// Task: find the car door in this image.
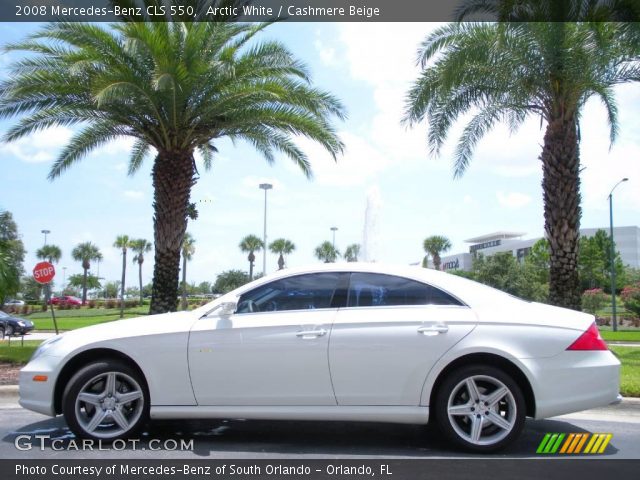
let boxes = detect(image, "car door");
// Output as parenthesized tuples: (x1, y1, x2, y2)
(329, 272, 477, 406)
(189, 272, 347, 406)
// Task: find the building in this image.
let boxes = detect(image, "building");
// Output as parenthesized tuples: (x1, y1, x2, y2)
(432, 226, 640, 272)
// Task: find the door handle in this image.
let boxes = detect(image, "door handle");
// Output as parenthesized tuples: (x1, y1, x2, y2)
(417, 325, 449, 335)
(296, 329, 327, 339)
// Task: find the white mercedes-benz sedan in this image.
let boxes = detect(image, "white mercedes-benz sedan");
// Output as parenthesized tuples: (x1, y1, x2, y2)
(19, 263, 620, 452)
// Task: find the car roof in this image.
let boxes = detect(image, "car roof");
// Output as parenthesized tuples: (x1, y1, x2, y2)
(232, 262, 521, 309)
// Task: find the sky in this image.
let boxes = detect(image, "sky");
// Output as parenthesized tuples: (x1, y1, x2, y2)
(1, 21, 640, 291)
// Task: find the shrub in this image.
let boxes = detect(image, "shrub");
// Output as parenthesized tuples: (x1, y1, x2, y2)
(20, 305, 30, 315)
(87, 300, 96, 309)
(105, 299, 116, 309)
(621, 283, 640, 318)
(124, 299, 139, 309)
(582, 288, 608, 315)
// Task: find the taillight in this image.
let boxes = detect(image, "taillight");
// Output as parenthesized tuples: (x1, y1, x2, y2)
(566, 323, 608, 351)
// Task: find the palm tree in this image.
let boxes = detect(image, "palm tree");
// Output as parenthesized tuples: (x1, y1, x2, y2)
(239, 235, 264, 281)
(404, 14, 640, 309)
(423, 236, 452, 271)
(36, 245, 62, 264)
(114, 235, 133, 318)
(180, 233, 195, 310)
(344, 244, 361, 262)
(269, 238, 295, 270)
(0, 21, 345, 314)
(131, 239, 152, 304)
(71, 242, 102, 304)
(315, 241, 341, 263)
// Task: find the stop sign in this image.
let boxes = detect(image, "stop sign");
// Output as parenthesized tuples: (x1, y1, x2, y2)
(33, 261, 56, 284)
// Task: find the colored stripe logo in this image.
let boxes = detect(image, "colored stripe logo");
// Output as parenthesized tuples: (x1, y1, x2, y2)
(536, 433, 612, 454)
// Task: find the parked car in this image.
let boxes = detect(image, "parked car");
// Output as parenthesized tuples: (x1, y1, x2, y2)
(3, 299, 25, 307)
(0, 310, 34, 336)
(19, 264, 620, 452)
(48, 295, 82, 306)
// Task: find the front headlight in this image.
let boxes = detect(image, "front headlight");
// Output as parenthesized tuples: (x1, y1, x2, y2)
(17, 321, 25, 327)
(30, 335, 64, 361)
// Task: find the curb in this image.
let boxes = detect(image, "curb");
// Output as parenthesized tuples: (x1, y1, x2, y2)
(0, 385, 18, 398)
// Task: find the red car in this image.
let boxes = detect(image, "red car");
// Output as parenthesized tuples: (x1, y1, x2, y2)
(48, 295, 82, 306)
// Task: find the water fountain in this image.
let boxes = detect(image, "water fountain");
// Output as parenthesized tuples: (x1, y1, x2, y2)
(362, 185, 382, 262)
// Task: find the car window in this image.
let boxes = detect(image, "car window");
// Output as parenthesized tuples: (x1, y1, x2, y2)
(347, 273, 464, 307)
(236, 272, 346, 314)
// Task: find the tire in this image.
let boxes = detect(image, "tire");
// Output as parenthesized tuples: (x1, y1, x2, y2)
(0, 326, 4, 340)
(5, 325, 14, 337)
(62, 360, 149, 441)
(434, 365, 525, 453)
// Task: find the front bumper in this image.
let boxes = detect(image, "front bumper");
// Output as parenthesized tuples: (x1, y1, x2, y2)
(19, 356, 59, 417)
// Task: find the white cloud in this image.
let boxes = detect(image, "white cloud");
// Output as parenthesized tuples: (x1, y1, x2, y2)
(123, 190, 144, 200)
(2, 126, 73, 163)
(496, 191, 532, 209)
(314, 38, 337, 66)
(294, 131, 391, 187)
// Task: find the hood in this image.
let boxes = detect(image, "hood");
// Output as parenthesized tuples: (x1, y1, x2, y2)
(57, 310, 198, 346)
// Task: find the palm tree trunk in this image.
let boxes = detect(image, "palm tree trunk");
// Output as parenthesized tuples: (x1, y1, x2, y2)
(138, 260, 143, 305)
(248, 252, 255, 281)
(181, 255, 187, 310)
(82, 268, 88, 304)
(119, 248, 126, 319)
(541, 115, 581, 310)
(150, 151, 195, 314)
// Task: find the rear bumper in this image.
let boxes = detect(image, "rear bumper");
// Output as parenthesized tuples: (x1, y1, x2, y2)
(522, 350, 620, 419)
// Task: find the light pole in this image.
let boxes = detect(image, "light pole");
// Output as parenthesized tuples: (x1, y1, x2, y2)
(259, 183, 273, 276)
(608, 177, 628, 332)
(62, 267, 67, 286)
(41, 229, 50, 245)
(330, 226, 338, 249)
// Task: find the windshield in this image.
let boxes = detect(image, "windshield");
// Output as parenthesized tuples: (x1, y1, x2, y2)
(0, 311, 9, 318)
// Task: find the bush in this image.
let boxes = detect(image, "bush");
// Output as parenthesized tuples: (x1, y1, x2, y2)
(20, 304, 30, 315)
(621, 284, 640, 318)
(105, 299, 116, 309)
(582, 288, 608, 314)
(124, 299, 139, 308)
(87, 300, 96, 309)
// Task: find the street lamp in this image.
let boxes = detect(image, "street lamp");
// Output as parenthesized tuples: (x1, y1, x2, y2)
(259, 183, 273, 276)
(608, 177, 628, 332)
(330, 226, 338, 249)
(41, 229, 51, 246)
(63, 267, 67, 286)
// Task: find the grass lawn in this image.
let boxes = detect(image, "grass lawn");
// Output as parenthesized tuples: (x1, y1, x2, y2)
(609, 346, 640, 397)
(600, 330, 640, 342)
(13, 306, 150, 331)
(0, 340, 42, 364)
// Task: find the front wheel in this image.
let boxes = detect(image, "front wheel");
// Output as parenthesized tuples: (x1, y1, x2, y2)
(434, 365, 525, 453)
(5, 325, 14, 337)
(62, 360, 149, 440)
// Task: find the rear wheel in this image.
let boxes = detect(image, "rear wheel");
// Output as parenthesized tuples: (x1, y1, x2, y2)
(62, 360, 148, 440)
(0, 326, 5, 339)
(434, 365, 525, 452)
